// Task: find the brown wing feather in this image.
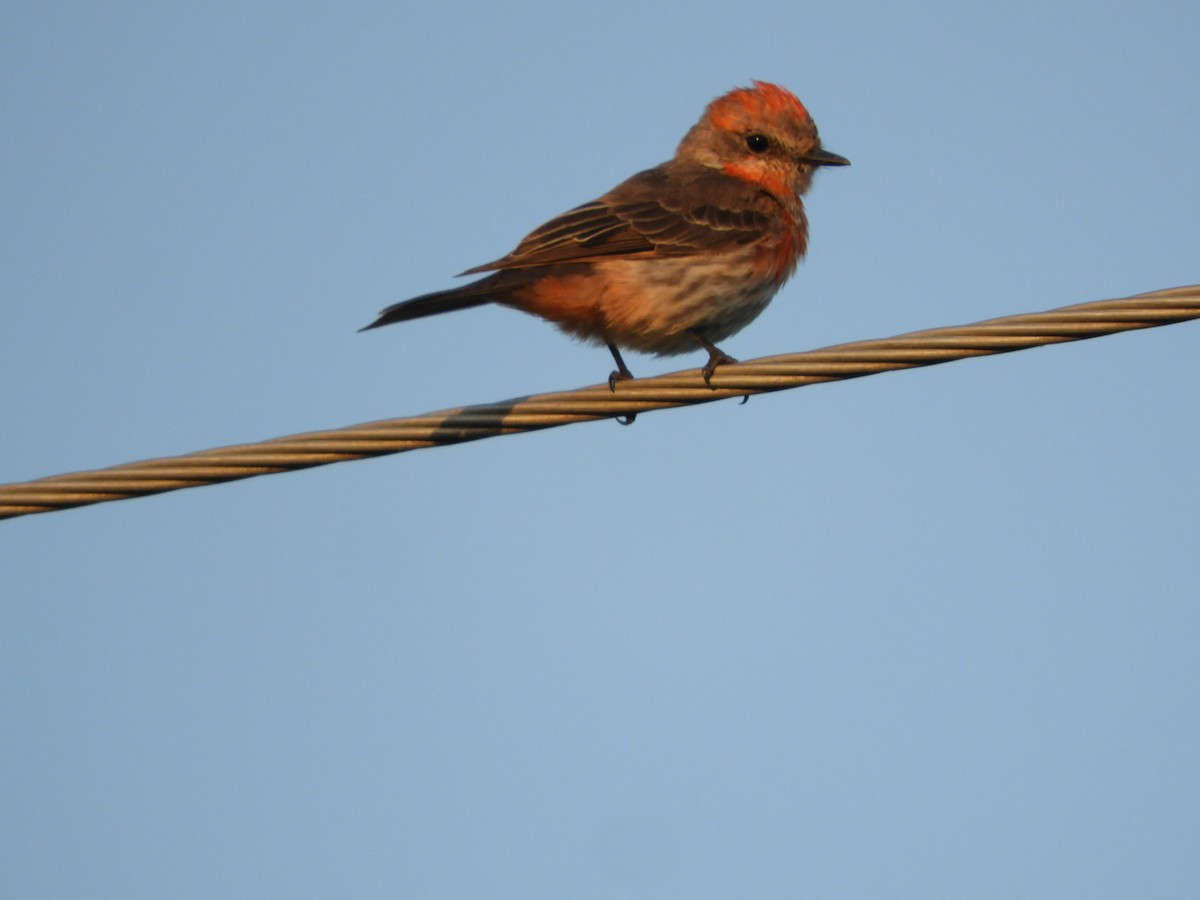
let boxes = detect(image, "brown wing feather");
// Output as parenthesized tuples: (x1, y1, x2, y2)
(460, 166, 773, 275)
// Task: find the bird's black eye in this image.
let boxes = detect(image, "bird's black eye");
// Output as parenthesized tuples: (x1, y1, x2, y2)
(745, 133, 770, 153)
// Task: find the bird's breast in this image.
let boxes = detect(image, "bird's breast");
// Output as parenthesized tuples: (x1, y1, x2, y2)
(503, 225, 806, 355)
(754, 203, 807, 287)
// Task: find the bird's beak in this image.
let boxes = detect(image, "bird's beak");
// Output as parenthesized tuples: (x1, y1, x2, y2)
(801, 148, 850, 167)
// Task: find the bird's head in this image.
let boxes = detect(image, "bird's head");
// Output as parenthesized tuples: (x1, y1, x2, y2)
(676, 81, 849, 199)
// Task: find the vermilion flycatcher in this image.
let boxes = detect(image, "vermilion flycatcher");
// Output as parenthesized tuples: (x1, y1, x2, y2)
(362, 81, 848, 387)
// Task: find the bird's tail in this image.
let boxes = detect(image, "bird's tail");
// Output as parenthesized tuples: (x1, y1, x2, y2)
(359, 284, 496, 332)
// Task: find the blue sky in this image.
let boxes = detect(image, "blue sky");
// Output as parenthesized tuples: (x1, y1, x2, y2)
(3, 3, 1198, 896)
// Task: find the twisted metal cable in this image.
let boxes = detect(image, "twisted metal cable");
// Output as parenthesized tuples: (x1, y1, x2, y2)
(3, 284, 1197, 521)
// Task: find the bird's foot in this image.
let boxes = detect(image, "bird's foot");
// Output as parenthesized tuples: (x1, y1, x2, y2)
(604, 340, 637, 423)
(688, 331, 738, 388)
(608, 368, 634, 392)
(701, 348, 738, 388)
(606, 340, 635, 393)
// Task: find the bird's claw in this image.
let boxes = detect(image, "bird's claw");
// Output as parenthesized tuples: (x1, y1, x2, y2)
(608, 369, 634, 392)
(701, 350, 738, 388)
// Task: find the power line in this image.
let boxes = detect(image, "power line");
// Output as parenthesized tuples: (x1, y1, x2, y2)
(2, 284, 1197, 521)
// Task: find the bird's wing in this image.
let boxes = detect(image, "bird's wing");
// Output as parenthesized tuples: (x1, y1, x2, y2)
(460, 169, 772, 275)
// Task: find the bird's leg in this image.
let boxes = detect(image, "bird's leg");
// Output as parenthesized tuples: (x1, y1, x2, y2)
(688, 331, 738, 388)
(604, 340, 638, 425)
(605, 340, 635, 391)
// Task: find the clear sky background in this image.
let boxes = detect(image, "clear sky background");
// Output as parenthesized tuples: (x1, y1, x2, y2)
(3, 3, 1198, 897)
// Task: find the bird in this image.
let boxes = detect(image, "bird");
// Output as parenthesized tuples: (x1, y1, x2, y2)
(361, 81, 848, 389)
